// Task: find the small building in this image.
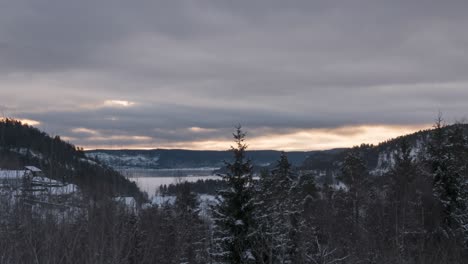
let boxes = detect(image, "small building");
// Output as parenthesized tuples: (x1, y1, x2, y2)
(0, 166, 79, 210)
(0, 166, 43, 189)
(25, 166, 42, 174)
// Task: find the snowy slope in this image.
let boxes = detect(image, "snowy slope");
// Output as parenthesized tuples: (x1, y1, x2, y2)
(86, 152, 160, 169)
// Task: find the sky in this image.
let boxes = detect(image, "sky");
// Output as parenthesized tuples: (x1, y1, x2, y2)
(1, 0, 467, 150)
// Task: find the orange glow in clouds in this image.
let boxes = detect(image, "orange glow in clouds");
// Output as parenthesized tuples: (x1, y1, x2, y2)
(82, 124, 431, 151)
(245, 124, 431, 151)
(0, 118, 41, 127)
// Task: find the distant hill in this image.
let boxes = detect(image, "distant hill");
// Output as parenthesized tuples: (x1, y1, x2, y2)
(85, 149, 321, 170)
(86, 125, 451, 174)
(0, 119, 144, 201)
(301, 124, 468, 180)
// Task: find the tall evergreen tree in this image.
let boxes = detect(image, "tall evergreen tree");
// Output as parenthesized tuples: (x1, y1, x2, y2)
(339, 150, 368, 228)
(427, 119, 467, 233)
(212, 126, 257, 263)
(174, 182, 208, 263)
(255, 152, 300, 263)
(387, 139, 422, 261)
(252, 168, 273, 263)
(444, 124, 468, 243)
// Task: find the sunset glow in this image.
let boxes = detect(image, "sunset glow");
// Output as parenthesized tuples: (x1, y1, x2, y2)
(80, 124, 432, 151)
(103, 100, 136, 108)
(1, 118, 41, 127)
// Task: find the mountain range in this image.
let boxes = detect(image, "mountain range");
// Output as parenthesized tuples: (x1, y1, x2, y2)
(85, 149, 325, 169)
(87, 124, 468, 179)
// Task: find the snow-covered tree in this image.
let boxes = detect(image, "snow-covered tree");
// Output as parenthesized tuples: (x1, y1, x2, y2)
(387, 139, 424, 261)
(212, 126, 258, 263)
(174, 182, 208, 263)
(255, 152, 299, 263)
(428, 120, 468, 237)
(339, 150, 369, 227)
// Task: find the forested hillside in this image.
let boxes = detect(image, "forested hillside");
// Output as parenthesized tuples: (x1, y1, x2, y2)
(208, 123, 468, 263)
(0, 119, 467, 263)
(302, 124, 468, 176)
(86, 148, 316, 169)
(0, 119, 144, 201)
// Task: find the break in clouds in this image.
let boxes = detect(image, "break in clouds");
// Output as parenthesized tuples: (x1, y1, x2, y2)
(1, 0, 468, 149)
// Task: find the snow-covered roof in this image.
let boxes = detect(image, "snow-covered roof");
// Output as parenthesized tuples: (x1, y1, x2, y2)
(25, 166, 41, 172)
(31, 176, 60, 185)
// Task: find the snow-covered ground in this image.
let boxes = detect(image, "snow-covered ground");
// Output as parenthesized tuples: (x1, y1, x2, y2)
(85, 152, 160, 168)
(371, 138, 425, 176)
(150, 194, 216, 207)
(11, 148, 44, 160)
(147, 194, 217, 217)
(0, 169, 83, 221)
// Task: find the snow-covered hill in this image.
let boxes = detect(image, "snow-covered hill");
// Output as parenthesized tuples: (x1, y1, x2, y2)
(86, 152, 160, 169)
(301, 125, 454, 179)
(85, 149, 316, 170)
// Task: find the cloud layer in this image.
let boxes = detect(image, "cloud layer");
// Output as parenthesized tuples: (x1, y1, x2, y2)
(1, 0, 467, 149)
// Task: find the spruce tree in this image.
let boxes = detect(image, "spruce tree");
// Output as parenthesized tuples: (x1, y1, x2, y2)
(212, 126, 257, 263)
(443, 124, 468, 243)
(428, 120, 467, 234)
(255, 152, 298, 263)
(252, 168, 273, 263)
(174, 182, 207, 263)
(387, 139, 421, 261)
(339, 150, 368, 228)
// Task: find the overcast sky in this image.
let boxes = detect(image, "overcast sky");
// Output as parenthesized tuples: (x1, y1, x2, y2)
(1, 0, 467, 150)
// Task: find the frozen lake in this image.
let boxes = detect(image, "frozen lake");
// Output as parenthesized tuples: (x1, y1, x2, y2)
(121, 168, 221, 197)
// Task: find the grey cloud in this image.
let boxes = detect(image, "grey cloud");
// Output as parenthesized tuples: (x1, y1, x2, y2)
(15, 100, 447, 147)
(1, 0, 468, 148)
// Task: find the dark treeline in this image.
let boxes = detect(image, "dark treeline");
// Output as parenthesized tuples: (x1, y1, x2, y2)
(0, 120, 467, 263)
(0, 191, 211, 263)
(210, 123, 468, 263)
(0, 118, 143, 201)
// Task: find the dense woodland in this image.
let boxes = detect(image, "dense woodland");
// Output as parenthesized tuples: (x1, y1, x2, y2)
(0, 119, 467, 263)
(0, 119, 143, 201)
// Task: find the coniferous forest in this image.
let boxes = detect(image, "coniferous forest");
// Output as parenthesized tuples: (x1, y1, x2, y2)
(0, 119, 467, 263)
(2, 1, 468, 263)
